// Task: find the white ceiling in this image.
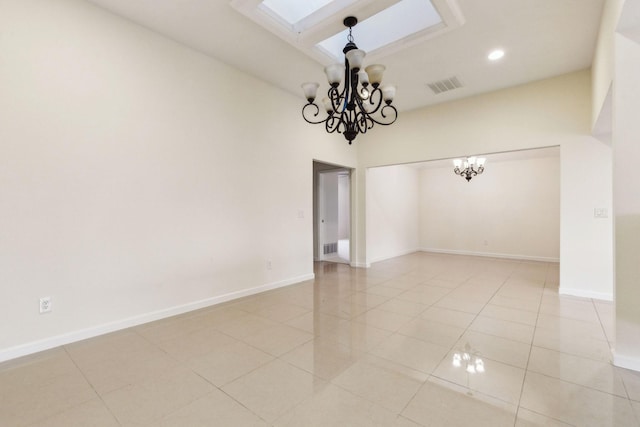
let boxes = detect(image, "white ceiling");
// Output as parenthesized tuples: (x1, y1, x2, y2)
(84, 0, 605, 112)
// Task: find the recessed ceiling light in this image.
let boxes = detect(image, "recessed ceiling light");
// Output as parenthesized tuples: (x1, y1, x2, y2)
(488, 49, 505, 61)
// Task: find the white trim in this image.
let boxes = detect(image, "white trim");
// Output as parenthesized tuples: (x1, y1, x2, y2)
(420, 248, 560, 263)
(0, 273, 314, 363)
(350, 261, 370, 268)
(613, 350, 640, 372)
(559, 287, 613, 301)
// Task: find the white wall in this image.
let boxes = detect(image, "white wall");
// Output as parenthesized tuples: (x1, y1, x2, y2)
(419, 153, 560, 261)
(559, 139, 613, 299)
(613, 29, 640, 371)
(0, 0, 357, 361)
(366, 165, 419, 263)
(356, 71, 614, 299)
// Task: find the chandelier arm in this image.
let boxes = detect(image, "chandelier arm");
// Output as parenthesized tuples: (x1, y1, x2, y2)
(342, 109, 355, 133)
(352, 92, 377, 131)
(339, 108, 360, 143)
(369, 104, 398, 126)
(325, 114, 344, 134)
(328, 86, 347, 114)
(359, 87, 398, 125)
(353, 107, 374, 134)
(301, 102, 328, 125)
(363, 87, 385, 115)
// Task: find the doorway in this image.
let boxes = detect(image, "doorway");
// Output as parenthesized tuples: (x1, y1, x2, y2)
(313, 161, 351, 264)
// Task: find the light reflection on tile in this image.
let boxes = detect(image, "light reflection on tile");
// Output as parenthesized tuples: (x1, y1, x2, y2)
(1, 253, 636, 427)
(433, 348, 526, 404)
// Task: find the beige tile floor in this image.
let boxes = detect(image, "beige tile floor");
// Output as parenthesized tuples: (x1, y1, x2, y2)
(2, 253, 640, 426)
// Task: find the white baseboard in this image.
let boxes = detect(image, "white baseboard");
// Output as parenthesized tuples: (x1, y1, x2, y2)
(420, 248, 560, 263)
(613, 351, 640, 372)
(559, 287, 613, 301)
(350, 261, 370, 268)
(368, 248, 422, 265)
(0, 273, 314, 363)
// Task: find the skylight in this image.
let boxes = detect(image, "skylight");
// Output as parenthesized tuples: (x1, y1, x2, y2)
(231, 0, 463, 67)
(260, 0, 335, 25)
(317, 0, 442, 61)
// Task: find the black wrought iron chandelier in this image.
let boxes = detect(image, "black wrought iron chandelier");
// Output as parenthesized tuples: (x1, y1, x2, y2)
(453, 157, 486, 182)
(301, 17, 398, 145)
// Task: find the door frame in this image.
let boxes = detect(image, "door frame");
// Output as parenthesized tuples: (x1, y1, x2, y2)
(313, 161, 353, 264)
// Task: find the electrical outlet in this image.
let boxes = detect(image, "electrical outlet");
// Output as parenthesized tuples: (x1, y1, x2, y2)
(594, 208, 608, 218)
(266, 260, 272, 270)
(39, 297, 52, 314)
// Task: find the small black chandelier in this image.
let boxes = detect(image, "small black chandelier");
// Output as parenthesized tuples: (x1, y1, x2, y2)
(301, 16, 398, 145)
(453, 157, 486, 182)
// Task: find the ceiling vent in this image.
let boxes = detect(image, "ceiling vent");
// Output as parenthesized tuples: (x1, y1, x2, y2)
(427, 76, 463, 94)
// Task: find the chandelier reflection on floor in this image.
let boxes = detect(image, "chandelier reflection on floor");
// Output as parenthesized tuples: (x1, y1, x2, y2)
(453, 342, 485, 395)
(301, 17, 398, 145)
(453, 156, 486, 181)
(453, 343, 485, 373)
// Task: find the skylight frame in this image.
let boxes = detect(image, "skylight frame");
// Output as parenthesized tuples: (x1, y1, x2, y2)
(316, 0, 443, 62)
(230, 0, 465, 66)
(259, 0, 335, 26)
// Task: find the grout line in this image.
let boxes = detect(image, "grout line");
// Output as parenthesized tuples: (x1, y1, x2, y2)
(62, 346, 124, 426)
(591, 298, 615, 353)
(513, 262, 546, 426)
